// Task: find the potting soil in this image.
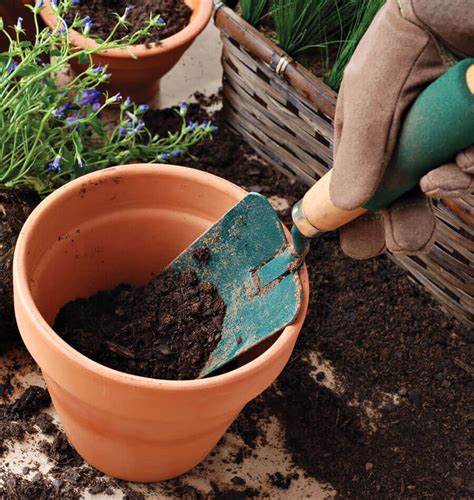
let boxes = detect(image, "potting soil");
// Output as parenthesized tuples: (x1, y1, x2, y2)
(70, 0, 192, 44)
(0, 190, 40, 354)
(53, 269, 226, 380)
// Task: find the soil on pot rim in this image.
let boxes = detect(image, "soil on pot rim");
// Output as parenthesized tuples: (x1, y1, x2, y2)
(0, 189, 41, 353)
(53, 269, 226, 380)
(70, 0, 193, 45)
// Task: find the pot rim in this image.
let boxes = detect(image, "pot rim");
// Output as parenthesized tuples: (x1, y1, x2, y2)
(39, 0, 213, 59)
(14, 164, 309, 391)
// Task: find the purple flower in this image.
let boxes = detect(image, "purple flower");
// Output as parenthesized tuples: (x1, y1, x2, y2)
(179, 101, 187, 116)
(72, 0, 81, 4)
(81, 16, 93, 35)
(6, 61, 19, 74)
(48, 155, 62, 173)
(134, 120, 145, 133)
(52, 102, 72, 118)
(35, 0, 44, 9)
(155, 16, 165, 25)
(91, 65, 104, 74)
(158, 152, 170, 161)
(121, 6, 132, 20)
(118, 126, 128, 136)
(66, 116, 81, 127)
(126, 110, 138, 122)
(137, 104, 150, 114)
(201, 120, 218, 132)
(77, 89, 101, 107)
(186, 121, 197, 132)
(51, 0, 58, 10)
(123, 97, 132, 108)
(109, 92, 122, 104)
(172, 149, 181, 157)
(58, 20, 68, 35)
(76, 157, 84, 169)
(16, 17, 23, 31)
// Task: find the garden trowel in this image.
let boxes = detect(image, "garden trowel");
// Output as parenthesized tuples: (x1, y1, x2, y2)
(168, 59, 474, 378)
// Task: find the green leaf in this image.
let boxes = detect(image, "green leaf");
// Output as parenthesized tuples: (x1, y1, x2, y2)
(77, 52, 88, 65)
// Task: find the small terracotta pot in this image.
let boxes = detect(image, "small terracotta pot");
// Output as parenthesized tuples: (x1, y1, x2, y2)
(40, 0, 213, 103)
(0, 0, 39, 53)
(14, 165, 309, 482)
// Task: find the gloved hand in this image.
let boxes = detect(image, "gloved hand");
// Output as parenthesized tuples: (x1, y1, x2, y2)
(330, 0, 474, 259)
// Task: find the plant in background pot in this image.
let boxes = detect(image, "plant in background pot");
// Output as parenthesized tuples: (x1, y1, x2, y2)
(238, 0, 385, 89)
(40, 0, 214, 103)
(0, 0, 214, 193)
(13, 164, 310, 481)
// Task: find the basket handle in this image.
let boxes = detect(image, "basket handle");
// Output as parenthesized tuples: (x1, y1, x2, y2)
(295, 60, 474, 234)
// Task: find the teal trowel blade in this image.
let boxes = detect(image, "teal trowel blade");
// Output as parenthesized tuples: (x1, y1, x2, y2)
(166, 193, 303, 378)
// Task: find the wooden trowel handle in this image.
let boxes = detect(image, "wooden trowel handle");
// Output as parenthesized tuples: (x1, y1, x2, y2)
(296, 60, 474, 235)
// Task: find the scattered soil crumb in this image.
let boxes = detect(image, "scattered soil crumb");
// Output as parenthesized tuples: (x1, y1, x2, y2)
(268, 471, 298, 489)
(192, 246, 211, 264)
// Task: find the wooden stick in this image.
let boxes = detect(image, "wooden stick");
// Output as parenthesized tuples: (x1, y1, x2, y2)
(302, 170, 366, 231)
(215, 6, 337, 119)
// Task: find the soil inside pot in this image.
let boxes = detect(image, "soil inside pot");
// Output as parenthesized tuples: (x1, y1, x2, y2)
(70, 0, 193, 45)
(53, 269, 226, 380)
(0, 189, 41, 353)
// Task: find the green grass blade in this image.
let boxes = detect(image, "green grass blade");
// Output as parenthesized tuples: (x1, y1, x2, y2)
(240, 0, 269, 27)
(326, 0, 386, 90)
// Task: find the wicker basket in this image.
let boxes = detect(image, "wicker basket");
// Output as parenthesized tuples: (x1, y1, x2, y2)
(215, 5, 473, 327)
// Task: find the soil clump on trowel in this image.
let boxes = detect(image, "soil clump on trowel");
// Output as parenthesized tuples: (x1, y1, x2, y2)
(54, 269, 226, 380)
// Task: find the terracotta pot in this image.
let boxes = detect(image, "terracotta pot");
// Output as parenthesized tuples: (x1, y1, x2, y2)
(14, 165, 309, 482)
(40, 0, 213, 103)
(0, 0, 39, 53)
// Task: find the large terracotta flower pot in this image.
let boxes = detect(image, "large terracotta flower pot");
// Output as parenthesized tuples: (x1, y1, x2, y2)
(13, 165, 309, 482)
(40, 0, 213, 103)
(0, 0, 39, 53)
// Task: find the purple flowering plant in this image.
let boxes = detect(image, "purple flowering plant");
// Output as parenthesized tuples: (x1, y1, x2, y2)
(0, 0, 214, 193)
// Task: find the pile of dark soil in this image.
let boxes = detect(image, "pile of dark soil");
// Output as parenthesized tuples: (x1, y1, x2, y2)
(54, 269, 226, 380)
(70, 0, 192, 44)
(0, 385, 146, 498)
(0, 190, 40, 353)
(0, 386, 51, 458)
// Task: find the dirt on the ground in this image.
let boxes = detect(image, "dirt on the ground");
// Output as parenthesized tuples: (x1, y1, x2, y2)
(0, 99, 472, 498)
(0, 386, 51, 458)
(0, 189, 40, 354)
(70, 0, 192, 44)
(54, 269, 226, 380)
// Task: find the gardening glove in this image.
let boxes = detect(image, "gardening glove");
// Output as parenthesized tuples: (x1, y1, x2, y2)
(330, 0, 474, 260)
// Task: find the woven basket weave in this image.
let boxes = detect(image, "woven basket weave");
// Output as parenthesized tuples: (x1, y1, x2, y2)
(215, 5, 473, 327)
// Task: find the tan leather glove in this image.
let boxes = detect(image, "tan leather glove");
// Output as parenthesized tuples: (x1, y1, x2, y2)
(330, 0, 474, 259)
